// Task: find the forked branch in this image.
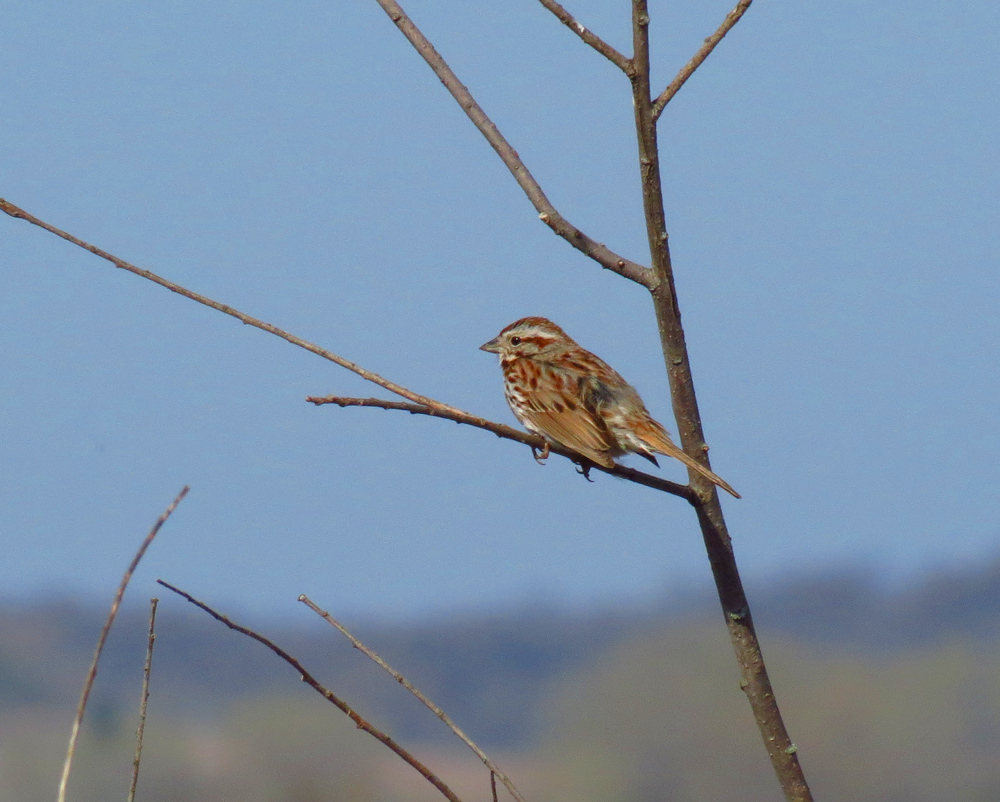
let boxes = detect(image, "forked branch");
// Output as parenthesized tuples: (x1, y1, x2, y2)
(651, 0, 754, 119)
(367, 0, 653, 288)
(156, 580, 465, 802)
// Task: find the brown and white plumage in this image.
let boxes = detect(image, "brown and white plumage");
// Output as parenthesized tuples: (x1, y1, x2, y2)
(480, 317, 740, 498)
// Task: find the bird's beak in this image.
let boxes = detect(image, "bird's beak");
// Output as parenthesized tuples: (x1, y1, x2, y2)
(479, 337, 502, 353)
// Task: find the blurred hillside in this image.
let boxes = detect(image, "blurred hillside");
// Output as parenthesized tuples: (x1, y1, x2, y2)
(3, 559, 1000, 801)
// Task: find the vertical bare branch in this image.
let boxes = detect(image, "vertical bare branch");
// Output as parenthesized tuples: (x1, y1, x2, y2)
(128, 597, 159, 802)
(299, 595, 527, 802)
(652, 0, 754, 120)
(57, 487, 189, 802)
(629, 2, 811, 799)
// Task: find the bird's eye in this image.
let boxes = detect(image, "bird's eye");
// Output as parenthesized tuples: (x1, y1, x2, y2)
(510, 336, 522, 345)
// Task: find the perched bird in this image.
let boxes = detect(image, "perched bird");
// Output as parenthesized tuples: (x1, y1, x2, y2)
(480, 316, 739, 498)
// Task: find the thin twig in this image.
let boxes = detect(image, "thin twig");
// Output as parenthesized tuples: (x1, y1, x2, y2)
(156, 580, 465, 802)
(536, 0, 632, 73)
(299, 595, 527, 802)
(57, 487, 189, 802)
(0, 199, 462, 415)
(651, 0, 753, 120)
(128, 598, 159, 802)
(491, 772, 499, 802)
(365, 2, 653, 288)
(306, 396, 695, 501)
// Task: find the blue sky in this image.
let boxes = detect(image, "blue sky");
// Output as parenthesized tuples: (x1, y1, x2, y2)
(2, 1, 998, 619)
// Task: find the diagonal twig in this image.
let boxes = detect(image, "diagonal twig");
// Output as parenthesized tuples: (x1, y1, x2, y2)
(367, 0, 654, 288)
(299, 595, 527, 802)
(536, 0, 632, 73)
(0, 198, 463, 415)
(156, 580, 465, 802)
(306, 395, 697, 501)
(58, 487, 189, 802)
(651, 0, 753, 120)
(128, 597, 159, 802)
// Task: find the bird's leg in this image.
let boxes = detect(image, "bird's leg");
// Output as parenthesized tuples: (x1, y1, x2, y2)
(574, 461, 595, 482)
(531, 442, 551, 465)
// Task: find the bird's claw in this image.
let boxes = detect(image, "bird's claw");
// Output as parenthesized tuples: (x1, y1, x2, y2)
(532, 442, 551, 465)
(575, 462, 595, 482)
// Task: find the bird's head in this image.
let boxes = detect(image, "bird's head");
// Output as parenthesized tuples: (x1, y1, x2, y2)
(479, 317, 573, 360)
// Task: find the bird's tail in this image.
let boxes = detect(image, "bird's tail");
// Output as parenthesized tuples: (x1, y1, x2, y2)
(653, 436, 741, 499)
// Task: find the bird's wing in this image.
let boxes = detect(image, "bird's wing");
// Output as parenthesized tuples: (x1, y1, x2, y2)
(520, 381, 616, 468)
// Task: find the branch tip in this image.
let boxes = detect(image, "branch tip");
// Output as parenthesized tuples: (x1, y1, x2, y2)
(652, 0, 753, 118)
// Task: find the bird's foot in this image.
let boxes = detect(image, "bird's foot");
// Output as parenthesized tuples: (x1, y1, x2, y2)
(532, 442, 550, 465)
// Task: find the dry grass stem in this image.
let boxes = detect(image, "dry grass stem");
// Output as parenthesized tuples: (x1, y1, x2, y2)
(299, 595, 527, 802)
(57, 487, 189, 802)
(128, 597, 159, 802)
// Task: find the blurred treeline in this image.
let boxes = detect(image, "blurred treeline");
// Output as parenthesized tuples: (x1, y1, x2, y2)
(3, 560, 1000, 801)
